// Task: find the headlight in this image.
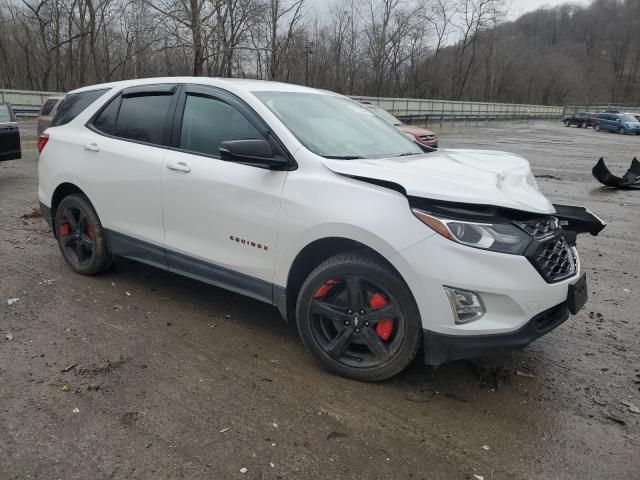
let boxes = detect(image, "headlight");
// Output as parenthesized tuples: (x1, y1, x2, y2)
(411, 209, 531, 254)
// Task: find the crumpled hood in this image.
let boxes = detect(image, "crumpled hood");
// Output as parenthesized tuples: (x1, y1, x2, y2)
(322, 148, 555, 215)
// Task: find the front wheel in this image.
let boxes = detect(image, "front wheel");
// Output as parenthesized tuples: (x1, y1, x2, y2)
(296, 252, 422, 381)
(54, 194, 112, 275)
(618, 127, 626, 135)
(595, 124, 601, 131)
(580, 122, 587, 128)
(564, 120, 570, 127)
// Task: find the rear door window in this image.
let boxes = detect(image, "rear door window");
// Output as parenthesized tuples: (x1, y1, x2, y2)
(51, 89, 108, 127)
(114, 94, 173, 145)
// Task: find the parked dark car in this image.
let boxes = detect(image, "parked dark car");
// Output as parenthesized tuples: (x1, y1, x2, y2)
(364, 104, 438, 148)
(0, 103, 21, 161)
(593, 113, 640, 135)
(562, 111, 595, 128)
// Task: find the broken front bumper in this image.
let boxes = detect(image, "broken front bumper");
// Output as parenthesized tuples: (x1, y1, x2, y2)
(422, 272, 587, 366)
(592, 157, 640, 189)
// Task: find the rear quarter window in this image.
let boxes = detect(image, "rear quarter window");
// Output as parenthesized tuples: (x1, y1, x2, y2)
(50, 89, 109, 127)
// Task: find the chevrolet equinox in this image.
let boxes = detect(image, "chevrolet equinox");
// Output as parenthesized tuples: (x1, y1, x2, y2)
(37, 78, 605, 381)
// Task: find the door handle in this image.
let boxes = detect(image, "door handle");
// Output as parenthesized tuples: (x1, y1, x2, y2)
(166, 162, 191, 173)
(84, 142, 100, 152)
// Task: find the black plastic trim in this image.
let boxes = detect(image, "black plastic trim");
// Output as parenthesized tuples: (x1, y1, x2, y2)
(104, 229, 168, 270)
(423, 302, 571, 366)
(103, 228, 279, 309)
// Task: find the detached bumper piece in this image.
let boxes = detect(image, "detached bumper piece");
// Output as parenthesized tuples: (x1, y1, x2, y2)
(423, 302, 570, 366)
(592, 157, 640, 189)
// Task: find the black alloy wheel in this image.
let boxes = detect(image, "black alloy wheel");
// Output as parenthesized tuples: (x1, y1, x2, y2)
(296, 252, 422, 381)
(54, 194, 112, 275)
(58, 205, 95, 266)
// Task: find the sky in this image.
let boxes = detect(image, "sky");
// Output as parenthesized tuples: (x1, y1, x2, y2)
(508, 0, 590, 18)
(306, 0, 592, 21)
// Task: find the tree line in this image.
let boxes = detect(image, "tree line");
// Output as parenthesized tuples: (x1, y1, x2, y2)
(0, 0, 638, 106)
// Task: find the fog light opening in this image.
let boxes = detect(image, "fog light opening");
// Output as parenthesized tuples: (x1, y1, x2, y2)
(443, 286, 485, 324)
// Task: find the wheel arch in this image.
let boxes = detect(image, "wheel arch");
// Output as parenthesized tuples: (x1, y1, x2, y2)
(279, 236, 409, 322)
(50, 182, 89, 231)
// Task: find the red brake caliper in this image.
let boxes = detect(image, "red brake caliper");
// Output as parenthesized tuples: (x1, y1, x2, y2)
(314, 279, 338, 298)
(369, 292, 394, 341)
(85, 224, 94, 240)
(59, 220, 69, 236)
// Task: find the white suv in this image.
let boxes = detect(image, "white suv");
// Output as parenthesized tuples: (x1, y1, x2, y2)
(37, 78, 604, 381)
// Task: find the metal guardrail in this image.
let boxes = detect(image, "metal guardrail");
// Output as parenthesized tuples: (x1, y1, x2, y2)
(1, 88, 566, 122)
(351, 96, 564, 123)
(562, 104, 640, 116)
(0, 89, 64, 117)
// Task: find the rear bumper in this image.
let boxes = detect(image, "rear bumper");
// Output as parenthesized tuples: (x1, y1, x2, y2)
(423, 302, 570, 366)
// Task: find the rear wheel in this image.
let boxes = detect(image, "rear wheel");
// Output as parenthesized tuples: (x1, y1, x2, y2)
(580, 121, 587, 128)
(54, 194, 112, 275)
(564, 120, 570, 127)
(618, 127, 626, 135)
(296, 252, 422, 381)
(595, 124, 601, 131)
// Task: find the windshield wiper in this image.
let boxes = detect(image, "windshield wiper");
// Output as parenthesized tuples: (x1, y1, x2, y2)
(323, 155, 365, 160)
(396, 152, 421, 157)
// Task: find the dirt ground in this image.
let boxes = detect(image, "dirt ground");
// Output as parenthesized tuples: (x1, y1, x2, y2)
(1, 119, 639, 480)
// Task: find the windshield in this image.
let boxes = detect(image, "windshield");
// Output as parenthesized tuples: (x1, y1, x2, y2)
(254, 92, 421, 159)
(368, 105, 402, 126)
(0, 104, 11, 123)
(620, 114, 637, 122)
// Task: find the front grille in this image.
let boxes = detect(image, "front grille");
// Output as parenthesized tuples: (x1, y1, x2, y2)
(419, 135, 435, 141)
(529, 235, 576, 283)
(517, 217, 558, 240)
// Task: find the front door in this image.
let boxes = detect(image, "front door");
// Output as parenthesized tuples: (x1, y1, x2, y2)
(0, 104, 21, 161)
(161, 85, 287, 302)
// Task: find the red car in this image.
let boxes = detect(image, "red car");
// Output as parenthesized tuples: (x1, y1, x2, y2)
(365, 104, 438, 148)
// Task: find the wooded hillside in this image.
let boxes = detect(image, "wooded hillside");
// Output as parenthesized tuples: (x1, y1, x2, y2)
(1, 0, 638, 105)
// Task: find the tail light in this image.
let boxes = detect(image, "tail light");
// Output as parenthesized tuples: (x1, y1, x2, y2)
(37, 133, 49, 154)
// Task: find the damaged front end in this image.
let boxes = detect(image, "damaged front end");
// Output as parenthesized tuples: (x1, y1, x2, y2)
(408, 197, 605, 287)
(592, 157, 640, 189)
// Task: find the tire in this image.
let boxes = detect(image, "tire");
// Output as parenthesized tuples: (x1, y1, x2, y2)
(595, 124, 601, 132)
(54, 194, 112, 275)
(564, 120, 570, 127)
(580, 122, 587, 128)
(296, 251, 422, 382)
(618, 127, 626, 135)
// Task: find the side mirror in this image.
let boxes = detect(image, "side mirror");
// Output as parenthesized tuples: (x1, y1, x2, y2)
(219, 139, 289, 169)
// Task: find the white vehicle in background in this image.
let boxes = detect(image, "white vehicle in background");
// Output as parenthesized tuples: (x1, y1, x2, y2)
(37, 78, 604, 381)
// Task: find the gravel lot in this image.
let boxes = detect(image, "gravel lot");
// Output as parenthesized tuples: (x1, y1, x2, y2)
(1, 119, 639, 479)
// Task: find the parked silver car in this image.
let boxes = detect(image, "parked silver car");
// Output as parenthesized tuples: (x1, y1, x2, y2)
(37, 96, 64, 135)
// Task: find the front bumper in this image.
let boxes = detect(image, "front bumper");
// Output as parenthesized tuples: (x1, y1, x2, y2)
(423, 301, 570, 366)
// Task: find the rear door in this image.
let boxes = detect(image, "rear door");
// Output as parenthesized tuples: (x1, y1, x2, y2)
(0, 104, 21, 161)
(77, 84, 179, 266)
(161, 85, 288, 300)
